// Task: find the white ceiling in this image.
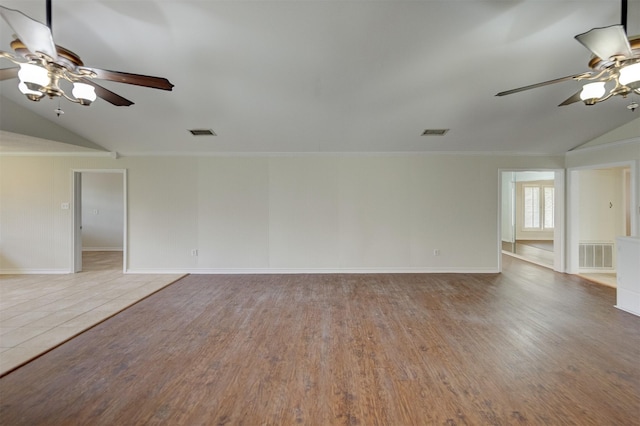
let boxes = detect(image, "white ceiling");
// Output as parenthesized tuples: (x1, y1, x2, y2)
(1, 0, 639, 155)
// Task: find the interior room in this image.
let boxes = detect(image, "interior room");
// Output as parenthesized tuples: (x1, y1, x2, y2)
(501, 170, 557, 269)
(575, 165, 632, 287)
(1, 1, 639, 424)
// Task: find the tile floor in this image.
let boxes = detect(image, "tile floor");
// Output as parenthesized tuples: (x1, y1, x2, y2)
(0, 252, 185, 376)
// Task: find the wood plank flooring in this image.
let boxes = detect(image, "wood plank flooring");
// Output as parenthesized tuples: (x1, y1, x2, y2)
(0, 256, 638, 425)
(502, 240, 554, 269)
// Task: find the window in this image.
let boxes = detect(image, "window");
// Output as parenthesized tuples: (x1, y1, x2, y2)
(523, 184, 554, 230)
(523, 186, 540, 228)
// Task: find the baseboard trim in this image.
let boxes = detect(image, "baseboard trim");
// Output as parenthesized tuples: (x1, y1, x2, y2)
(2, 266, 500, 275)
(578, 268, 616, 274)
(615, 305, 640, 318)
(0, 269, 70, 275)
(126, 267, 500, 274)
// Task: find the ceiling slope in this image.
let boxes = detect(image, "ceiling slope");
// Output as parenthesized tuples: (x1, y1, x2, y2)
(1, 1, 638, 155)
(0, 95, 107, 152)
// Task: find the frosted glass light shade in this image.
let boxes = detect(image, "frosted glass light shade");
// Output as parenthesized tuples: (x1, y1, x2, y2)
(18, 82, 44, 100)
(72, 82, 97, 104)
(18, 63, 49, 90)
(580, 82, 606, 101)
(619, 63, 640, 88)
(18, 81, 40, 95)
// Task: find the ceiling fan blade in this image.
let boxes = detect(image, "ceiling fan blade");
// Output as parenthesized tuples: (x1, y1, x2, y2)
(575, 25, 632, 60)
(495, 73, 590, 97)
(79, 78, 134, 106)
(0, 6, 57, 59)
(558, 91, 583, 106)
(80, 67, 174, 91)
(0, 67, 19, 81)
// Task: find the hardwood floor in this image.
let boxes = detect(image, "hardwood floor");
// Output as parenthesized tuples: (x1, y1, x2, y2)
(0, 256, 638, 425)
(502, 240, 554, 269)
(82, 250, 124, 271)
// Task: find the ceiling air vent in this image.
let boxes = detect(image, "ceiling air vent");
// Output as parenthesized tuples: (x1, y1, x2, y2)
(421, 129, 449, 136)
(188, 129, 216, 136)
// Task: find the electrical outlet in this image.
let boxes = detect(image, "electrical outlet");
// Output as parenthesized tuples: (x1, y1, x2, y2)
(61, 203, 70, 210)
(433, 249, 440, 256)
(191, 249, 198, 257)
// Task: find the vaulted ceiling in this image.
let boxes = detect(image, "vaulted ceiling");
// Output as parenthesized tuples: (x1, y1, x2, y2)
(1, 0, 638, 155)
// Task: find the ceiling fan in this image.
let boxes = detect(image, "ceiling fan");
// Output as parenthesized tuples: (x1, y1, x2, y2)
(0, 0, 173, 108)
(496, 0, 640, 108)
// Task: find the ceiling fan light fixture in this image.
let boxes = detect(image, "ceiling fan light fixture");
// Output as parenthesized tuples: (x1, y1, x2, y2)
(0, 3, 173, 111)
(18, 81, 44, 101)
(18, 62, 49, 91)
(72, 82, 97, 105)
(619, 62, 640, 89)
(580, 82, 606, 104)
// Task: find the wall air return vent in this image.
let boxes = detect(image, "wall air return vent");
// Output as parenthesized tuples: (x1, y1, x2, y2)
(579, 242, 614, 269)
(421, 129, 449, 136)
(188, 129, 216, 136)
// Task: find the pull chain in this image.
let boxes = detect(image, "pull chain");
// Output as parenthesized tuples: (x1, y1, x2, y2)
(55, 98, 64, 117)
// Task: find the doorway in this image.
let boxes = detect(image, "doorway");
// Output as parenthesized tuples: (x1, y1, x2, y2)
(500, 170, 564, 271)
(72, 169, 127, 273)
(568, 164, 633, 286)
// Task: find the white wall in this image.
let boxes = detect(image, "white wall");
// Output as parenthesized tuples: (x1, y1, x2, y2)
(81, 172, 124, 250)
(501, 171, 514, 244)
(0, 153, 564, 274)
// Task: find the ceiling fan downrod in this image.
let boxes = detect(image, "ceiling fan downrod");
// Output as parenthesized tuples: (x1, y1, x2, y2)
(46, 0, 52, 30)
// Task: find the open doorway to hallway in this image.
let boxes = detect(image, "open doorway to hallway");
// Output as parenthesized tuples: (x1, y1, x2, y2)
(501, 170, 562, 270)
(72, 170, 127, 273)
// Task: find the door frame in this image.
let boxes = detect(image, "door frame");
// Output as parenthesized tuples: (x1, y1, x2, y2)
(71, 169, 128, 273)
(566, 160, 637, 274)
(498, 168, 565, 273)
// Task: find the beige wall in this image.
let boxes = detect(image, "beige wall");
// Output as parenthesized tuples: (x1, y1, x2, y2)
(0, 153, 563, 273)
(565, 131, 639, 274)
(578, 168, 627, 243)
(566, 138, 640, 239)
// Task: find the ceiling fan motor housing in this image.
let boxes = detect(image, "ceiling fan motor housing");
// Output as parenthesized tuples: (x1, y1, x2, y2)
(588, 37, 640, 70)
